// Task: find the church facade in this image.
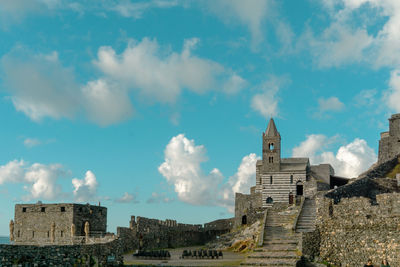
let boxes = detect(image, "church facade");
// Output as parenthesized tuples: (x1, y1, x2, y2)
(234, 118, 348, 226)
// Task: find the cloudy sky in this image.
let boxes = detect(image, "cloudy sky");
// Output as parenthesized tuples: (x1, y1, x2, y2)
(0, 0, 398, 235)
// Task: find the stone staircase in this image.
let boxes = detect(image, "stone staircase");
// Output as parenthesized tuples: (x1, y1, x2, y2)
(241, 205, 300, 266)
(295, 198, 316, 233)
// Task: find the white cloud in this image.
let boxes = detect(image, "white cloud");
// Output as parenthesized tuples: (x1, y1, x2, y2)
(72, 170, 98, 202)
(111, 0, 179, 19)
(23, 138, 41, 148)
(220, 153, 259, 213)
(159, 134, 260, 213)
(0, 160, 65, 200)
(1, 48, 137, 126)
(82, 79, 134, 126)
(146, 192, 174, 204)
(292, 134, 377, 178)
(315, 96, 345, 117)
(354, 89, 378, 107)
(115, 192, 139, 203)
(158, 134, 223, 205)
(385, 69, 400, 112)
(203, 0, 272, 48)
(24, 163, 64, 200)
(251, 76, 288, 119)
(1, 49, 80, 121)
(94, 38, 243, 103)
(308, 0, 400, 69)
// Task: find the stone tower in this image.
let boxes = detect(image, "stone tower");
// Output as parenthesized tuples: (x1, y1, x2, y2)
(378, 113, 400, 163)
(262, 118, 281, 172)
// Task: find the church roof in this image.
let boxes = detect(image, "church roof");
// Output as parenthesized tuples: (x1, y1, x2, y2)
(265, 118, 280, 137)
(280, 158, 309, 171)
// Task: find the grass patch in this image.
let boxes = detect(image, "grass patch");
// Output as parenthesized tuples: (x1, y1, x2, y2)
(386, 162, 400, 178)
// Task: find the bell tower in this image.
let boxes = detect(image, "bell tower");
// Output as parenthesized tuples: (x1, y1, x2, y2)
(262, 118, 281, 172)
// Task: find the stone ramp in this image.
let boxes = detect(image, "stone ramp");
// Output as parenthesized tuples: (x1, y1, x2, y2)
(240, 206, 300, 267)
(295, 198, 316, 233)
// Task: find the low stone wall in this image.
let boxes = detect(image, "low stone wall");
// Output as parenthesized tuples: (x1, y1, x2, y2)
(0, 240, 124, 266)
(204, 218, 234, 231)
(313, 193, 400, 266)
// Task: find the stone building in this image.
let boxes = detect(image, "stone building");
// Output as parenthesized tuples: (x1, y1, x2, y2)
(234, 118, 348, 226)
(13, 202, 107, 245)
(378, 113, 400, 163)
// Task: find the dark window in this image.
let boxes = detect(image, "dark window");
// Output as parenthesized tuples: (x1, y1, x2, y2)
(290, 175, 293, 184)
(79, 207, 82, 212)
(241, 215, 247, 225)
(268, 157, 274, 163)
(61, 231, 64, 237)
(270, 175, 273, 184)
(60, 207, 65, 212)
(18, 230, 20, 237)
(47, 231, 49, 238)
(32, 231, 34, 238)
(266, 197, 273, 204)
(41, 207, 46, 212)
(296, 182, 303, 196)
(22, 207, 27, 212)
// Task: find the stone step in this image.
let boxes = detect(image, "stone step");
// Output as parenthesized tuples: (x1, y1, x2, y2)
(254, 248, 297, 253)
(241, 258, 297, 265)
(262, 244, 298, 250)
(249, 251, 297, 258)
(248, 255, 298, 259)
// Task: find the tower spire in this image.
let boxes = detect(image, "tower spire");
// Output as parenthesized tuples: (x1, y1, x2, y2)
(265, 118, 279, 137)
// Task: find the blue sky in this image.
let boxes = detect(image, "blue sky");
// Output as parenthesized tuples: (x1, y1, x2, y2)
(0, 0, 399, 235)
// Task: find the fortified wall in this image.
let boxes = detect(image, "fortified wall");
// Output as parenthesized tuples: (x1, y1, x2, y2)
(13, 203, 107, 245)
(312, 193, 400, 266)
(125, 215, 233, 250)
(301, 155, 400, 266)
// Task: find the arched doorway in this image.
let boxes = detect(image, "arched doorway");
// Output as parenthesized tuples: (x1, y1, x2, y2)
(289, 192, 294, 204)
(296, 181, 303, 196)
(266, 197, 273, 204)
(241, 215, 247, 225)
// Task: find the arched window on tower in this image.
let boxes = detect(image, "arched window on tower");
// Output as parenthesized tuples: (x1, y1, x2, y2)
(269, 157, 274, 163)
(270, 175, 273, 184)
(290, 175, 293, 184)
(269, 143, 274, 150)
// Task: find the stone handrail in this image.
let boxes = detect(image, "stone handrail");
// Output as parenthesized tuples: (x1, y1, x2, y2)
(292, 196, 305, 232)
(257, 209, 268, 247)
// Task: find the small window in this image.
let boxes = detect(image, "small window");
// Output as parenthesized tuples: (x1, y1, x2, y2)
(18, 230, 20, 237)
(32, 231, 34, 238)
(60, 207, 65, 212)
(61, 231, 64, 237)
(79, 207, 82, 212)
(270, 175, 273, 184)
(41, 207, 46, 212)
(290, 175, 293, 184)
(47, 231, 49, 238)
(22, 207, 27, 212)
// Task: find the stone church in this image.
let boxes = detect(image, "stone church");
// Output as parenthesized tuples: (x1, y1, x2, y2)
(234, 118, 348, 226)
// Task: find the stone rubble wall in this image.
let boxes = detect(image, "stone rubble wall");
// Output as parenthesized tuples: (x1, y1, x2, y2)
(0, 239, 124, 266)
(308, 193, 400, 266)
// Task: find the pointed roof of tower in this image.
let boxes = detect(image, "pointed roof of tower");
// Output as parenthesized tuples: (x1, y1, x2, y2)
(265, 118, 280, 137)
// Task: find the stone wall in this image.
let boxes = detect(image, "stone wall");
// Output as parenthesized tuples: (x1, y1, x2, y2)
(0, 240, 124, 266)
(311, 193, 400, 266)
(379, 114, 400, 163)
(325, 156, 400, 204)
(234, 192, 264, 227)
(14, 203, 107, 245)
(127, 215, 232, 250)
(204, 218, 234, 231)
